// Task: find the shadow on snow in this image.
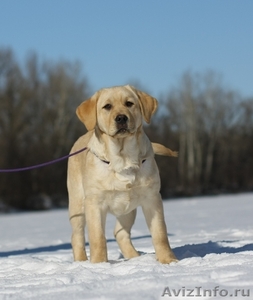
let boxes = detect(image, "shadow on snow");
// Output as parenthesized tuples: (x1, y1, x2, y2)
(0, 235, 152, 258)
(1, 235, 253, 259)
(174, 241, 253, 260)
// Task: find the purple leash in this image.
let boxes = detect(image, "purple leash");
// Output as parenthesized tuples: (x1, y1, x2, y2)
(0, 147, 87, 173)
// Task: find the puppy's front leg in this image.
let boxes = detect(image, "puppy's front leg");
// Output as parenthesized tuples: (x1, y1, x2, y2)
(70, 213, 87, 261)
(142, 195, 177, 264)
(86, 203, 108, 263)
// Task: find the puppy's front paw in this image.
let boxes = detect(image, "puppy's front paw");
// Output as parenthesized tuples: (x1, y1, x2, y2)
(157, 253, 178, 264)
(73, 250, 88, 262)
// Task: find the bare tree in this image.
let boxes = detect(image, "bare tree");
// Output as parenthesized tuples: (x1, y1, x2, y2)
(164, 70, 242, 194)
(165, 71, 202, 193)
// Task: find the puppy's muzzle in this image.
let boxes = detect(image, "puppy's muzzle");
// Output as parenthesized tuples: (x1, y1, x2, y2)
(115, 114, 128, 133)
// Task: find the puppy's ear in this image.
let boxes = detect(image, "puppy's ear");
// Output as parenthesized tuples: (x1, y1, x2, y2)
(126, 85, 158, 123)
(76, 91, 100, 131)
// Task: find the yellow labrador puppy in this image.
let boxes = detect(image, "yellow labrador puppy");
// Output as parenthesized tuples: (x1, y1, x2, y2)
(67, 85, 177, 264)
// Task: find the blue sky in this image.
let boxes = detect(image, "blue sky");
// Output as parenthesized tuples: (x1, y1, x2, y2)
(0, 0, 253, 98)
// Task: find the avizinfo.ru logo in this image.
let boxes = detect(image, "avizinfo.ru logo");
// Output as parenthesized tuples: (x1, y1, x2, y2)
(161, 286, 250, 298)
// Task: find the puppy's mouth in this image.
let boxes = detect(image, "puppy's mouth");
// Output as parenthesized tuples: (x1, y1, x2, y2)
(116, 122, 129, 134)
(114, 122, 135, 136)
(110, 126, 135, 138)
(116, 127, 129, 135)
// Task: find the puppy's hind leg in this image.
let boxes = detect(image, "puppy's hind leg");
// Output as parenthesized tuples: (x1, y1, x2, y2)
(114, 209, 140, 259)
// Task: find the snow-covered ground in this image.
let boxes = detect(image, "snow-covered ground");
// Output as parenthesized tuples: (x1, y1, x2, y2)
(0, 193, 252, 300)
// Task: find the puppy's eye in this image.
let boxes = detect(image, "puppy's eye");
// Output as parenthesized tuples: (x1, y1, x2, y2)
(125, 101, 134, 108)
(103, 104, 112, 110)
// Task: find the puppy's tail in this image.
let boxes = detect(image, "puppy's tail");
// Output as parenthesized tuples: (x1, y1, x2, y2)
(152, 142, 178, 157)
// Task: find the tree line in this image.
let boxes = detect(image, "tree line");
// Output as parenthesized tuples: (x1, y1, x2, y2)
(0, 48, 252, 210)
(149, 71, 253, 197)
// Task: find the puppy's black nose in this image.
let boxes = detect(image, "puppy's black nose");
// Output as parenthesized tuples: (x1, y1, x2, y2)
(115, 114, 128, 124)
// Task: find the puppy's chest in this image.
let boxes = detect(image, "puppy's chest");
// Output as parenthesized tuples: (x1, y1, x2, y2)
(104, 162, 150, 191)
(102, 167, 150, 215)
(104, 190, 138, 216)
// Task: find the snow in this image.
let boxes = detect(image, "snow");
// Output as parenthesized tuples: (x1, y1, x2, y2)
(0, 193, 253, 299)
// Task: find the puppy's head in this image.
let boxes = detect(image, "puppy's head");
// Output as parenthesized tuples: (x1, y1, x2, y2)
(76, 85, 158, 137)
